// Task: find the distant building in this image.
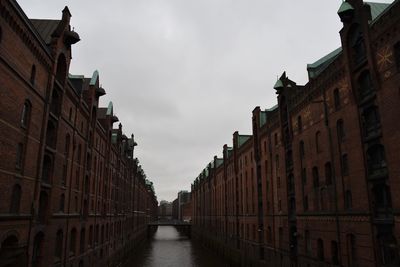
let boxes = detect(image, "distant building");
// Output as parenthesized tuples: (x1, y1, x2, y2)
(158, 200, 173, 220)
(178, 190, 190, 221)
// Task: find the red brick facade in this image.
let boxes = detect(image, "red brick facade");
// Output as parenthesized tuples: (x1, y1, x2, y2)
(0, 1, 157, 267)
(191, 1, 400, 266)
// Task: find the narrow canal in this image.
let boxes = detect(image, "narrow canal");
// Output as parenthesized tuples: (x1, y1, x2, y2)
(127, 226, 229, 267)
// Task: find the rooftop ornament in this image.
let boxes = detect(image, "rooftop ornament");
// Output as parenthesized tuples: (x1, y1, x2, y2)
(338, 1, 355, 23)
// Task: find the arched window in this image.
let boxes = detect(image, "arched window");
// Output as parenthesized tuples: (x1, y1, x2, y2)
(89, 225, 93, 247)
(334, 88, 340, 110)
(301, 168, 307, 185)
(325, 162, 332, 185)
(70, 228, 77, 255)
(317, 238, 324, 261)
(297, 116, 302, 132)
(21, 101, 31, 129)
(9, 184, 22, 214)
(0, 235, 19, 266)
(337, 119, 345, 143)
(313, 167, 319, 188)
(59, 194, 65, 212)
(55, 230, 63, 259)
(358, 70, 373, 99)
(315, 131, 321, 153)
(30, 65, 36, 85)
(349, 24, 366, 65)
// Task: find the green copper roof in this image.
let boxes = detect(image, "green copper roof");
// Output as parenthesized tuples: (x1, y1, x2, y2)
(68, 74, 84, 79)
(90, 70, 99, 86)
(307, 47, 342, 79)
(238, 135, 251, 147)
(106, 101, 113, 115)
(273, 79, 283, 89)
(337, 2, 354, 15)
(366, 2, 391, 22)
(216, 158, 224, 168)
(259, 111, 267, 127)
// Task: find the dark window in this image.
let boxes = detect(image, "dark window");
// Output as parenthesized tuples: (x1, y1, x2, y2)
(77, 144, 82, 163)
(69, 108, 72, 121)
(305, 230, 311, 255)
(70, 228, 77, 255)
(313, 167, 319, 188)
(45, 121, 57, 148)
(337, 119, 345, 143)
(275, 155, 279, 175)
(358, 71, 374, 99)
(394, 42, 400, 71)
(367, 144, 387, 174)
(334, 88, 340, 110)
(297, 116, 302, 132)
(373, 183, 392, 210)
(301, 168, 307, 186)
(341, 154, 349, 176)
(363, 106, 380, 136)
(21, 101, 31, 128)
(50, 89, 61, 116)
(89, 226, 93, 247)
(30, 65, 36, 85)
(316, 131, 321, 153)
(80, 228, 85, 254)
(299, 141, 305, 158)
(16, 143, 24, 169)
(9, 184, 21, 214)
(317, 238, 324, 261)
(347, 234, 357, 266)
(32, 232, 44, 267)
(288, 174, 295, 194)
(61, 164, 67, 186)
(274, 133, 278, 146)
(0, 26, 2, 43)
(349, 24, 366, 65)
(279, 227, 283, 248)
(65, 134, 70, 157)
(55, 230, 63, 259)
(38, 191, 48, 223)
(59, 194, 65, 212)
(42, 154, 53, 183)
(303, 195, 308, 211)
(378, 233, 399, 265)
(55, 54, 67, 84)
(325, 162, 332, 185)
(331, 241, 339, 265)
(345, 190, 352, 210)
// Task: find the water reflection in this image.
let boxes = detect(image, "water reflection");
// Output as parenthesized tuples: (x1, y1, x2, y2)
(127, 226, 228, 267)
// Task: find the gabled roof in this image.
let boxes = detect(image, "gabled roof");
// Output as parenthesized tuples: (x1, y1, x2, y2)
(30, 19, 60, 45)
(366, 2, 391, 21)
(238, 135, 251, 148)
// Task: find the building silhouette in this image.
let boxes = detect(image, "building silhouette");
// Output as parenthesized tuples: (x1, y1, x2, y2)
(0, 1, 157, 266)
(191, 1, 400, 266)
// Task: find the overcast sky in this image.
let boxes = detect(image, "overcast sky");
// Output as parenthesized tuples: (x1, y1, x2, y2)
(19, 0, 393, 202)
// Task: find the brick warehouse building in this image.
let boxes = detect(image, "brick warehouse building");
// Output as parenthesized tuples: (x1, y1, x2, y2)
(0, 1, 157, 267)
(191, 1, 400, 266)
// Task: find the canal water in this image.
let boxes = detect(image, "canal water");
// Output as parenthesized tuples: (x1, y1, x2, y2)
(127, 226, 229, 267)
